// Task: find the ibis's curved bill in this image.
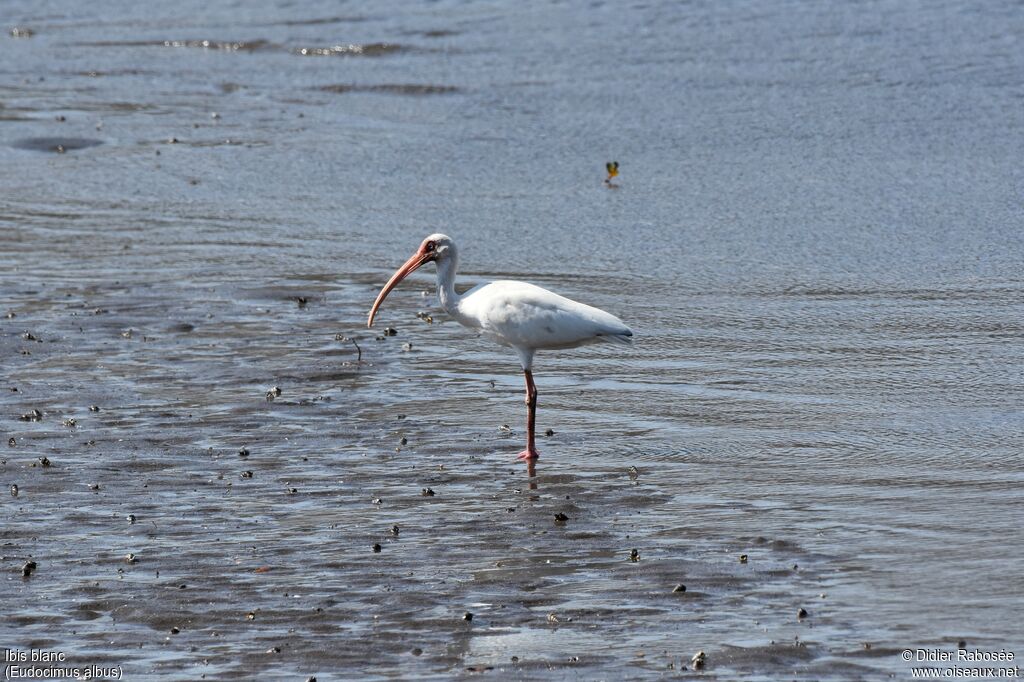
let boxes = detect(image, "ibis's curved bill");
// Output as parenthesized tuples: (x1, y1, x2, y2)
(368, 244, 435, 328)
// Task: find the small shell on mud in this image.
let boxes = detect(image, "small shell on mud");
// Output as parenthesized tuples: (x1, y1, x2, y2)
(390, 525, 400, 535)
(421, 488, 435, 497)
(553, 512, 569, 525)
(240, 471, 253, 478)
(246, 611, 256, 620)
(673, 584, 686, 593)
(691, 651, 706, 669)
(238, 448, 250, 457)
(739, 554, 748, 564)
(125, 553, 138, 563)
(10, 484, 18, 497)
(372, 543, 382, 553)
(126, 514, 136, 524)
(462, 612, 473, 621)
(797, 608, 808, 619)
(629, 549, 640, 562)
(22, 561, 37, 577)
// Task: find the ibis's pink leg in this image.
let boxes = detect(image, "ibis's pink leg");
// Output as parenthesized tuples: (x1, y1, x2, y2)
(516, 369, 540, 461)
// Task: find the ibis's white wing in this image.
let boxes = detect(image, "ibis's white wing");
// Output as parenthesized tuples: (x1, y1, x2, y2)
(458, 280, 632, 350)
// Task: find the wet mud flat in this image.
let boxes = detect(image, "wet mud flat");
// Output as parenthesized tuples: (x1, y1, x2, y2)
(0, 264, 864, 680)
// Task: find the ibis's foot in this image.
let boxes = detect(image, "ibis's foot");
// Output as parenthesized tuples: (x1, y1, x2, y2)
(516, 448, 540, 461)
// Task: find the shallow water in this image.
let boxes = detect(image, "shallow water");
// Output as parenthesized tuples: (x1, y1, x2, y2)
(2, 1, 1023, 679)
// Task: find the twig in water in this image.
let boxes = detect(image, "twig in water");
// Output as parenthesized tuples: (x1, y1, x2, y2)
(335, 334, 361, 361)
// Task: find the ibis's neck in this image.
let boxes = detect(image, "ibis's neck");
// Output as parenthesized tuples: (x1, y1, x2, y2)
(435, 255, 461, 318)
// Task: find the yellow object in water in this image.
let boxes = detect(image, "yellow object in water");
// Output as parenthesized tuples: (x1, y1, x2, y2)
(605, 161, 619, 181)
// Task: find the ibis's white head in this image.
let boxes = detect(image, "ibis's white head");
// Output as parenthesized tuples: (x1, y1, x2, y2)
(368, 233, 456, 328)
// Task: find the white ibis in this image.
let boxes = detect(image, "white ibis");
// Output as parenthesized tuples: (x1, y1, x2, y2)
(367, 234, 633, 461)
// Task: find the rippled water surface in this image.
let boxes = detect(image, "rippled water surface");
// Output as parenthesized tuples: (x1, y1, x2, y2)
(2, 1, 1023, 679)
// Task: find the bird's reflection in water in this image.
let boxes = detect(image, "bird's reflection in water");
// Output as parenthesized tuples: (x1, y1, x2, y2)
(526, 459, 537, 490)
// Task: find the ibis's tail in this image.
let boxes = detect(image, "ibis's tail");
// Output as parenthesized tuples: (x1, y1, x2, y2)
(598, 330, 634, 346)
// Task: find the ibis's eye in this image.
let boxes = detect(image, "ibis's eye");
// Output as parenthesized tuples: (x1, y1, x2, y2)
(424, 241, 436, 252)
